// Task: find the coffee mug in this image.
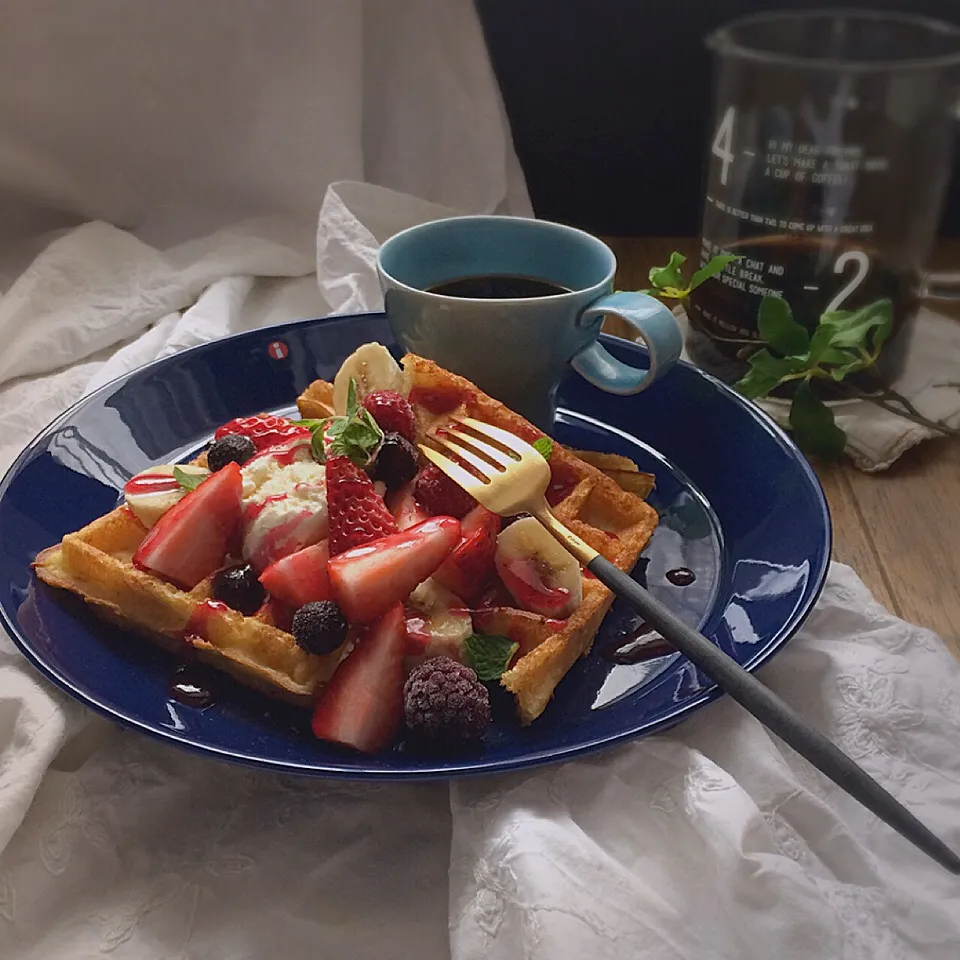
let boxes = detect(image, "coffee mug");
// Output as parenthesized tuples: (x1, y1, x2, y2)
(376, 216, 683, 430)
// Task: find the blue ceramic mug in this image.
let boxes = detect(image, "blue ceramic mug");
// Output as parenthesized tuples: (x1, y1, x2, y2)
(377, 216, 683, 431)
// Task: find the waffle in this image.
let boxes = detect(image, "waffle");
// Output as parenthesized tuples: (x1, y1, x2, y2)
(298, 353, 659, 723)
(32, 489, 341, 708)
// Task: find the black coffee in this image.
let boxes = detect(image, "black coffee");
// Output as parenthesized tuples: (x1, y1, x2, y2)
(427, 274, 570, 299)
(687, 235, 919, 389)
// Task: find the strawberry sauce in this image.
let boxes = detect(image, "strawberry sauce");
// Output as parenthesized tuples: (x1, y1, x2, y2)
(183, 599, 229, 644)
(409, 385, 469, 415)
(124, 472, 181, 496)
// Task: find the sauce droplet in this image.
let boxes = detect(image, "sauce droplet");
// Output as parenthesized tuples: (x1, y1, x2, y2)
(665, 567, 696, 587)
(183, 599, 230, 643)
(168, 664, 216, 708)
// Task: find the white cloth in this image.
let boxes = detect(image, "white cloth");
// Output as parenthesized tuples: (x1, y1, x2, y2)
(1, 187, 959, 958)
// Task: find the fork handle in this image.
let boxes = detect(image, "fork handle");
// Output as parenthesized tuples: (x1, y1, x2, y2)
(586, 554, 960, 875)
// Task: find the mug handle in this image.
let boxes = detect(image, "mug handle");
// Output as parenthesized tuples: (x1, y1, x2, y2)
(571, 292, 683, 394)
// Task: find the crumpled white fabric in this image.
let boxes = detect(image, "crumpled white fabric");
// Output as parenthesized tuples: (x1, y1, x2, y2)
(2, 187, 960, 959)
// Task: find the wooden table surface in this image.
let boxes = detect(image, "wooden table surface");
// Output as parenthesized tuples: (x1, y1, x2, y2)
(604, 236, 960, 657)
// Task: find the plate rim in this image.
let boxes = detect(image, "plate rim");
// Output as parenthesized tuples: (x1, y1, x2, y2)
(0, 311, 832, 780)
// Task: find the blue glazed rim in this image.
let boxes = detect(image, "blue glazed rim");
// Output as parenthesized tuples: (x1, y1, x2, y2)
(0, 314, 832, 780)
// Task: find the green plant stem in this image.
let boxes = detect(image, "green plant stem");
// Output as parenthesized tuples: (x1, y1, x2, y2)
(835, 383, 960, 438)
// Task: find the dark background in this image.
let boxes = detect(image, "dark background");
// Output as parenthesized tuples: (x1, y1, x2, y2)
(477, 0, 960, 236)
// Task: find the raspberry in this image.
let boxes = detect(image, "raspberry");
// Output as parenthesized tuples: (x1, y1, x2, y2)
(214, 415, 310, 452)
(362, 390, 417, 443)
(403, 656, 491, 748)
(414, 465, 477, 519)
(326, 456, 398, 555)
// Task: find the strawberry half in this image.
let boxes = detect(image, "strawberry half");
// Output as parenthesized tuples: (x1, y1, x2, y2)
(433, 505, 501, 601)
(259, 540, 332, 608)
(326, 455, 397, 555)
(328, 516, 461, 624)
(386, 480, 429, 531)
(311, 603, 405, 753)
(133, 462, 242, 590)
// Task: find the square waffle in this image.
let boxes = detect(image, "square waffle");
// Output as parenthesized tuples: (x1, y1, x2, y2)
(298, 353, 659, 723)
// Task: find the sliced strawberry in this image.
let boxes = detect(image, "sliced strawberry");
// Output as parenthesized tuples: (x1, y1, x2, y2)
(433, 505, 501, 601)
(259, 541, 332, 608)
(387, 480, 429, 531)
(311, 603, 405, 753)
(326, 455, 397, 555)
(214, 414, 310, 452)
(328, 516, 461, 624)
(133, 462, 242, 590)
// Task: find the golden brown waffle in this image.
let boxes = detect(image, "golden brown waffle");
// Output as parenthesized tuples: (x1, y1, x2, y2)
(298, 353, 659, 723)
(33, 501, 341, 707)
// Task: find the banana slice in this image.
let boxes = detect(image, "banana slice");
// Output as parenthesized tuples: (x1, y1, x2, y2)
(406, 578, 473, 662)
(495, 517, 583, 618)
(333, 342, 405, 414)
(123, 464, 209, 528)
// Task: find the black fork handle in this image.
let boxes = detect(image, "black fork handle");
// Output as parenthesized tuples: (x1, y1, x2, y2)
(588, 554, 960, 875)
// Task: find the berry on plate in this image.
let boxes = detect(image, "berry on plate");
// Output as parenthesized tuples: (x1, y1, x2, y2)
(414, 464, 477, 519)
(259, 540, 332, 608)
(292, 599, 348, 655)
(370, 432, 419, 491)
(326, 455, 397, 555)
(212, 563, 265, 614)
(207, 434, 257, 471)
(311, 603, 406, 753)
(432, 505, 501, 602)
(214, 415, 310, 452)
(133, 462, 243, 590)
(403, 656, 491, 748)
(328, 516, 461, 624)
(362, 390, 416, 443)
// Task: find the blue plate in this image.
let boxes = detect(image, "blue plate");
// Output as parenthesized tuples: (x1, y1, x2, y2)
(0, 313, 830, 779)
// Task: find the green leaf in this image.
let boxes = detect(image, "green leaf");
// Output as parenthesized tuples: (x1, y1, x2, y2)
(174, 465, 209, 492)
(533, 436, 553, 459)
(463, 633, 519, 682)
(346, 378, 359, 418)
(327, 413, 383, 467)
(648, 252, 687, 291)
(688, 254, 740, 291)
(758, 296, 809, 356)
(818, 300, 893, 351)
(789, 381, 846, 461)
(290, 418, 327, 430)
(734, 350, 805, 400)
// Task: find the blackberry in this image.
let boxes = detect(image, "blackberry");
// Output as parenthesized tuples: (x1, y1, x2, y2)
(208, 433, 256, 471)
(403, 656, 491, 748)
(292, 600, 349, 655)
(370, 432, 419, 491)
(212, 564, 265, 615)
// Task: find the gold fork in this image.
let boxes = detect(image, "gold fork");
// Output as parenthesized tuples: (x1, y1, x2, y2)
(421, 416, 960, 875)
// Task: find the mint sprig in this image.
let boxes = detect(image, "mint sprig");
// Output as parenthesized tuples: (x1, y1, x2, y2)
(293, 378, 384, 467)
(533, 437, 553, 460)
(173, 466, 209, 491)
(463, 633, 519, 682)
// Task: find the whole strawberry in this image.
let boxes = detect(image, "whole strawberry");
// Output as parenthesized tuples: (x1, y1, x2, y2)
(362, 390, 417, 443)
(326, 455, 398, 555)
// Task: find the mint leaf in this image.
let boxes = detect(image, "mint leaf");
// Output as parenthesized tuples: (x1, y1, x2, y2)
(735, 350, 805, 400)
(291, 418, 327, 431)
(533, 437, 553, 459)
(463, 633, 519, 682)
(648, 252, 687, 291)
(327, 415, 383, 467)
(688, 254, 740, 291)
(758, 296, 809, 356)
(346, 378, 359, 418)
(789, 381, 846, 460)
(174, 466, 209, 492)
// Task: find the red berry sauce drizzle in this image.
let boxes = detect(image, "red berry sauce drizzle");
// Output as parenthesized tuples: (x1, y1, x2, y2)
(168, 599, 229, 707)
